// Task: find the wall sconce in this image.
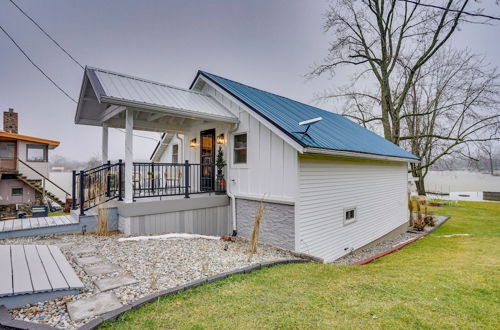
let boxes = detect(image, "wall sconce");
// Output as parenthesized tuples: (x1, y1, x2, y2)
(190, 138, 197, 148)
(216, 133, 225, 145)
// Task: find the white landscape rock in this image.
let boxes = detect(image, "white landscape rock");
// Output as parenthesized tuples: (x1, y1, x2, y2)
(1, 233, 298, 328)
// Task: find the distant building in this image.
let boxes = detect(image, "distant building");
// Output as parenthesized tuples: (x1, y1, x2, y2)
(0, 109, 62, 217)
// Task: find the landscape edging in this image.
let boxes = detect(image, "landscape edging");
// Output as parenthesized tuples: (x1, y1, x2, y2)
(0, 258, 309, 330)
(354, 216, 451, 266)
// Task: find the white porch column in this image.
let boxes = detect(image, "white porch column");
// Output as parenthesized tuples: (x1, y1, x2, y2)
(102, 124, 108, 163)
(124, 109, 134, 202)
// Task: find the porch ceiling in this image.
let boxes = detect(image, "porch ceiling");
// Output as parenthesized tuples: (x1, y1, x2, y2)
(75, 67, 238, 132)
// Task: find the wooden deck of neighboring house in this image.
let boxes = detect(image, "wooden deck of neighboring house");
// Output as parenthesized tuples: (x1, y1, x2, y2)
(0, 244, 84, 308)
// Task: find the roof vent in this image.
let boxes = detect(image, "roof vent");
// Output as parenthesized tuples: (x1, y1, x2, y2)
(293, 117, 322, 139)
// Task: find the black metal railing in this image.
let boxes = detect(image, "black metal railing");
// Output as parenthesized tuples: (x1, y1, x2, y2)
(72, 160, 226, 214)
(72, 160, 123, 215)
(132, 161, 226, 199)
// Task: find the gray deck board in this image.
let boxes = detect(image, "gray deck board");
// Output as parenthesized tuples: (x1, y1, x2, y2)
(29, 217, 40, 228)
(48, 246, 84, 289)
(0, 245, 13, 297)
(37, 245, 69, 291)
(0, 244, 84, 309)
(24, 245, 52, 293)
(4, 220, 14, 232)
(12, 219, 23, 231)
(53, 217, 65, 225)
(0, 220, 5, 232)
(45, 216, 57, 226)
(11, 245, 33, 295)
(21, 218, 31, 229)
(38, 217, 49, 227)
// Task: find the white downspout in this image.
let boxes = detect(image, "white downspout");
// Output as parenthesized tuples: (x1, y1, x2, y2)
(176, 133, 184, 161)
(226, 122, 239, 236)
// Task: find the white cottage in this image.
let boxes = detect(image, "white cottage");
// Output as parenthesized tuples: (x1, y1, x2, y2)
(74, 67, 418, 263)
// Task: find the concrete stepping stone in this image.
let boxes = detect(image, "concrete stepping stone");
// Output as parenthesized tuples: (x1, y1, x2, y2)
(72, 246, 97, 256)
(83, 263, 122, 276)
(95, 274, 138, 291)
(75, 256, 105, 266)
(67, 292, 122, 321)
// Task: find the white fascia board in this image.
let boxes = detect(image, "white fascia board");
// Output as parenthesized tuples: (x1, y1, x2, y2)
(74, 75, 90, 124)
(99, 96, 239, 124)
(193, 76, 305, 153)
(304, 147, 419, 163)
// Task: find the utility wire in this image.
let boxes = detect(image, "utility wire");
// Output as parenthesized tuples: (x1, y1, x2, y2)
(9, 0, 84, 69)
(2, 4, 160, 143)
(398, 0, 500, 21)
(0, 24, 78, 103)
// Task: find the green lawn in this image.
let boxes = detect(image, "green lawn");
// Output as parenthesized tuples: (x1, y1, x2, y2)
(102, 201, 500, 329)
(48, 211, 69, 217)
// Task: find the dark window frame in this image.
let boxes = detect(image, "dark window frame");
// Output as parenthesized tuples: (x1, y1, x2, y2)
(26, 144, 48, 162)
(0, 141, 16, 159)
(233, 133, 247, 165)
(11, 187, 23, 196)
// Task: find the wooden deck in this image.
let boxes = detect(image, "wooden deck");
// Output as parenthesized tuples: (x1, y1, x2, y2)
(0, 215, 78, 233)
(0, 245, 84, 308)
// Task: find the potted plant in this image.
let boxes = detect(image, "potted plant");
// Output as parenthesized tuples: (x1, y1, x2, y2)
(215, 146, 226, 194)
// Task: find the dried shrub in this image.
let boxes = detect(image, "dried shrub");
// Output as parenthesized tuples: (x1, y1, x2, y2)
(249, 200, 266, 254)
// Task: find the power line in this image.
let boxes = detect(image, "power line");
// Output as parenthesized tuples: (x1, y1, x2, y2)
(9, 0, 84, 69)
(398, 0, 500, 21)
(0, 24, 78, 103)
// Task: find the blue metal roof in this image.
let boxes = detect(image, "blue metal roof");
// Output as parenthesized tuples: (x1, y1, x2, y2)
(198, 71, 418, 160)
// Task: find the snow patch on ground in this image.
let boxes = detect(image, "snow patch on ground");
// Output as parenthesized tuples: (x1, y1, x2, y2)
(117, 233, 221, 242)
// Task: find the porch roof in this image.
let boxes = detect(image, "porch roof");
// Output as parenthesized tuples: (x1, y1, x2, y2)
(75, 67, 238, 131)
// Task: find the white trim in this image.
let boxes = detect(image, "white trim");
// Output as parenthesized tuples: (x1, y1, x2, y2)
(99, 96, 238, 124)
(303, 147, 418, 163)
(231, 131, 248, 168)
(233, 193, 295, 205)
(193, 76, 305, 153)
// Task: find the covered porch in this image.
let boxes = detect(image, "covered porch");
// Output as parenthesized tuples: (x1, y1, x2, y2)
(74, 67, 238, 213)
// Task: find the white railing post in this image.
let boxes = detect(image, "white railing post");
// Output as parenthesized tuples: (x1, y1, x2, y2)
(124, 108, 134, 203)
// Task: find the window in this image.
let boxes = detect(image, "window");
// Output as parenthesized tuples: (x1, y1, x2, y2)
(172, 144, 179, 163)
(233, 133, 247, 164)
(344, 207, 357, 225)
(11, 188, 23, 196)
(26, 144, 47, 162)
(0, 142, 15, 159)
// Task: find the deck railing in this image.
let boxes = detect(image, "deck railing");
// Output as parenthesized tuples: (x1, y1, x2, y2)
(73, 160, 226, 214)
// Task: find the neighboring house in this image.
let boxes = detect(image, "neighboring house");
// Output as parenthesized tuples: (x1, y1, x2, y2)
(0, 109, 63, 213)
(75, 67, 418, 262)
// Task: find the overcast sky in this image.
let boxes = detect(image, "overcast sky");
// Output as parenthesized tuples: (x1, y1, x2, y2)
(0, 0, 498, 162)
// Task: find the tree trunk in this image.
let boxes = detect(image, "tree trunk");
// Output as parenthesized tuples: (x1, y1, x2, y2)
(415, 177, 426, 196)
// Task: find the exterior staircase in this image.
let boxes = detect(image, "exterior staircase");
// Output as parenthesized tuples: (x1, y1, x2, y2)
(16, 173, 65, 207)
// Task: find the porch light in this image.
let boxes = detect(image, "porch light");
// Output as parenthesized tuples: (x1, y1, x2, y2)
(216, 133, 225, 145)
(190, 138, 197, 148)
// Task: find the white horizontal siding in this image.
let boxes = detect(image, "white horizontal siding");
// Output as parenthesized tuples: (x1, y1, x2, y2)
(297, 155, 408, 262)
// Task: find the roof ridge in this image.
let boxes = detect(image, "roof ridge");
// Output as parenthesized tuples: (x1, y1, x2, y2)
(87, 66, 207, 96)
(199, 71, 341, 118)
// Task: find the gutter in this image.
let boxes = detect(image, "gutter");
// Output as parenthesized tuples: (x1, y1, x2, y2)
(303, 147, 419, 163)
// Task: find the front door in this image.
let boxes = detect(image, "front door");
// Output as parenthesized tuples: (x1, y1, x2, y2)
(200, 129, 215, 191)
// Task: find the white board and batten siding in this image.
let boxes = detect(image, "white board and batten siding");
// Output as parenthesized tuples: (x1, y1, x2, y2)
(200, 83, 298, 203)
(296, 155, 408, 263)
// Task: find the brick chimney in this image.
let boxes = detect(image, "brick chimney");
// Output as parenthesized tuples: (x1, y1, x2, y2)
(3, 108, 18, 134)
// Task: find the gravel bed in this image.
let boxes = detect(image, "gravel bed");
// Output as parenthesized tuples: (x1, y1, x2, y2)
(0, 233, 298, 328)
(331, 231, 421, 265)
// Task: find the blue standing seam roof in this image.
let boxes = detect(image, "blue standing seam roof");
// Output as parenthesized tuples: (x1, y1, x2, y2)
(198, 71, 418, 160)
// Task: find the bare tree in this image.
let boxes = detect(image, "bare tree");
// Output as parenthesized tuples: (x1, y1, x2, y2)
(400, 49, 500, 194)
(311, 0, 499, 194)
(311, 0, 486, 144)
